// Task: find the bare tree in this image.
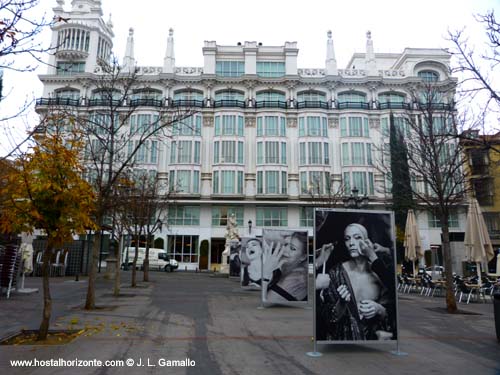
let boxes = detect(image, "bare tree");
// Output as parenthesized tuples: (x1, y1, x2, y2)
(0, 0, 60, 72)
(448, 9, 500, 150)
(64, 59, 197, 309)
(380, 83, 468, 313)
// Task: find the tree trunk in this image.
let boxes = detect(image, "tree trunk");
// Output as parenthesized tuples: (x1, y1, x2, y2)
(37, 243, 53, 341)
(441, 222, 458, 313)
(113, 239, 121, 297)
(84, 232, 101, 310)
(131, 240, 139, 287)
(143, 242, 150, 282)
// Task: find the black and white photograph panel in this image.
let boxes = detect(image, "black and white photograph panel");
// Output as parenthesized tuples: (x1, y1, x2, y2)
(240, 237, 262, 289)
(229, 240, 242, 278)
(315, 209, 397, 342)
(262, 229, 309, 303)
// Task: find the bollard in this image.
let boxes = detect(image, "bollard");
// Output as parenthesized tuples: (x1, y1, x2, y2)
(494, 291, 500, 342)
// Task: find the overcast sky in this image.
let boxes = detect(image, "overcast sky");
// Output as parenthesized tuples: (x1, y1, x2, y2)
(1, 0, 499, 154)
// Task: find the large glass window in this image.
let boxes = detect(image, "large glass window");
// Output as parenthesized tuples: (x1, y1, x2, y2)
(257, 141, 287, 164)
(215, 115, 244, 136)
(212, 206, 244, 226)
(256, 62, 285, 77)
(214, 141, 244, 164)
(256, 91, 286, 102)
(299, 171, 331, 195)
(212, 170, 244, 194)
(168, 206, 200, 225)
(168, 170, 200, 194)
(172, 115, 202, 136)
(297, 91, 326, 103)
(214, 90, 245, 101)
(418, 70, 439, 83)
(256, 170, 287, 194)
(170, 140, 201, 164)
(257, 116, 286, 137)
(167, 235, 199, 263)
(298, 116, 328, 137)
(428, 211, 459, 228)
(56, 61, 85, 75)
(299, 142, 330, 165)
(216, 61, 244, 77)
(299, 207, 314, 227)
(256, 207, 288, 227)
(338, 92, 366, 103)
(342, 172, 375, 195)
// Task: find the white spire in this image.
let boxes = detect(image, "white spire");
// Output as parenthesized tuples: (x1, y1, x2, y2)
(365, 30, 377, 76)
(325, 30, 337, 75)
(107, 13, 113, 29)
(123, 27, 135, 72)
(163, 28, 175, 74)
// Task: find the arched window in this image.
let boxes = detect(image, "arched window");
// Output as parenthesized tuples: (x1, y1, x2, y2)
(255, 91, 286, 108)
(214, 90, 244, 101)
(173, 90, 204, 101)
(55, 88, 80, 100)
(337, 92, 368, 109)
(131, 89, 162, 100)
(418, 70, 439, 83)
(297, 91, 327, 109)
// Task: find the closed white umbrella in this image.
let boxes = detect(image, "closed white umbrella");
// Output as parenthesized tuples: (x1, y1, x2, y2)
(404, 209, 424, 277)
(464, 198, 495, 286)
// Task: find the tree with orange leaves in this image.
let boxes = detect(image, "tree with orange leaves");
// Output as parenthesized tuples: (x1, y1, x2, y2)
(0, 125, 95, 341)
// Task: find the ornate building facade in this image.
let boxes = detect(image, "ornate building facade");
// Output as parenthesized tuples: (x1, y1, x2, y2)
(36, 0, 466, 270)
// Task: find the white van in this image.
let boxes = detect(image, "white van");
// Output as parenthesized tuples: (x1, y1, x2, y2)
(121, 247, 178, 272)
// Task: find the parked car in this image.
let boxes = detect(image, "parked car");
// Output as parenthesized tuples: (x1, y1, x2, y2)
(121, 247, 178, 272)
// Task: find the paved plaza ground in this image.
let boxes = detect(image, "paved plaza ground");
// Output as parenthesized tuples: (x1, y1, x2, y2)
(0, 271, 499, 375)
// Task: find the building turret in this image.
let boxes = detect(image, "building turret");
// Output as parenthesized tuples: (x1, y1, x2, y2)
(47, 0, 114, 75)
(123, 27, 135, 72)
(163, 28, 175, 74)
(365, 30, 377, 76)
(325, 30, 338, 76)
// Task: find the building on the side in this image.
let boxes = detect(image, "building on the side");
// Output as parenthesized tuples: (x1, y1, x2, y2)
(461, 131, 500, 275)
(35, 0, 467, 271)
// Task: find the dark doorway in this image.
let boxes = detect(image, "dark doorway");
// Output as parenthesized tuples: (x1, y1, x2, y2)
(210, 238, 225, 272)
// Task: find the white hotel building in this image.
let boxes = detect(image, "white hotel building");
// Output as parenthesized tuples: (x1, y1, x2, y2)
(36, 0, 466, 271)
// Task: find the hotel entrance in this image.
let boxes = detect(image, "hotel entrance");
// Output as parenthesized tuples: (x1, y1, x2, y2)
(210, 238, 226, 272)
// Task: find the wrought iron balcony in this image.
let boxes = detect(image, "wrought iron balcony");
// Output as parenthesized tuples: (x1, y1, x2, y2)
(213, 99, 246, 108)
(36, 97, 80, 106)
(171, 99, 204, 108)
(337, 101, 371, 110)
(87, 98, 122, 107)
(378, 102, 411, 110)
(129, 98, 164, 107)
(296, 100, 329, 109)
(255, 100, 288, 109)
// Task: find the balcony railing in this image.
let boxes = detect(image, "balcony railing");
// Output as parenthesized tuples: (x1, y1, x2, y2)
(297, 100, 329, 109)
(213, 99, 246, 108)
(255, 100, 288, 109)
(378, 102, 411, 110)
(416, 102, 454, 111)
(87, 98, 122, 107)
(171, 99, 204, 108)
(129, 98, 164, 107)
(337, 101, 371, 110)
(36, 97, 80, 106)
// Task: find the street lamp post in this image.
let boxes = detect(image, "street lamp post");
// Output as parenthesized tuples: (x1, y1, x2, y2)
(343, 187, 369, 209)
(248, 220, 252, 235)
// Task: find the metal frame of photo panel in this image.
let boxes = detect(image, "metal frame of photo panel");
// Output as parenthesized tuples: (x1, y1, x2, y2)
(312, 208, 400, 348)
(260, 229, 310, 308)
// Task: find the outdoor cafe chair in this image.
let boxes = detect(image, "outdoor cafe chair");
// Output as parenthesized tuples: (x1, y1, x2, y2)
(52, 251, 68, 277)
(34, 251, 43, 276)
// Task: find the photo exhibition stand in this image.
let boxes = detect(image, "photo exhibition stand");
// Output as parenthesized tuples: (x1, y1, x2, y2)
(306, 208, 408, 358)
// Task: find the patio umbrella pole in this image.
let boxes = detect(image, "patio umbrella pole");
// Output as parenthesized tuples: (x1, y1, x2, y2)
(476, 261, 482, 287)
